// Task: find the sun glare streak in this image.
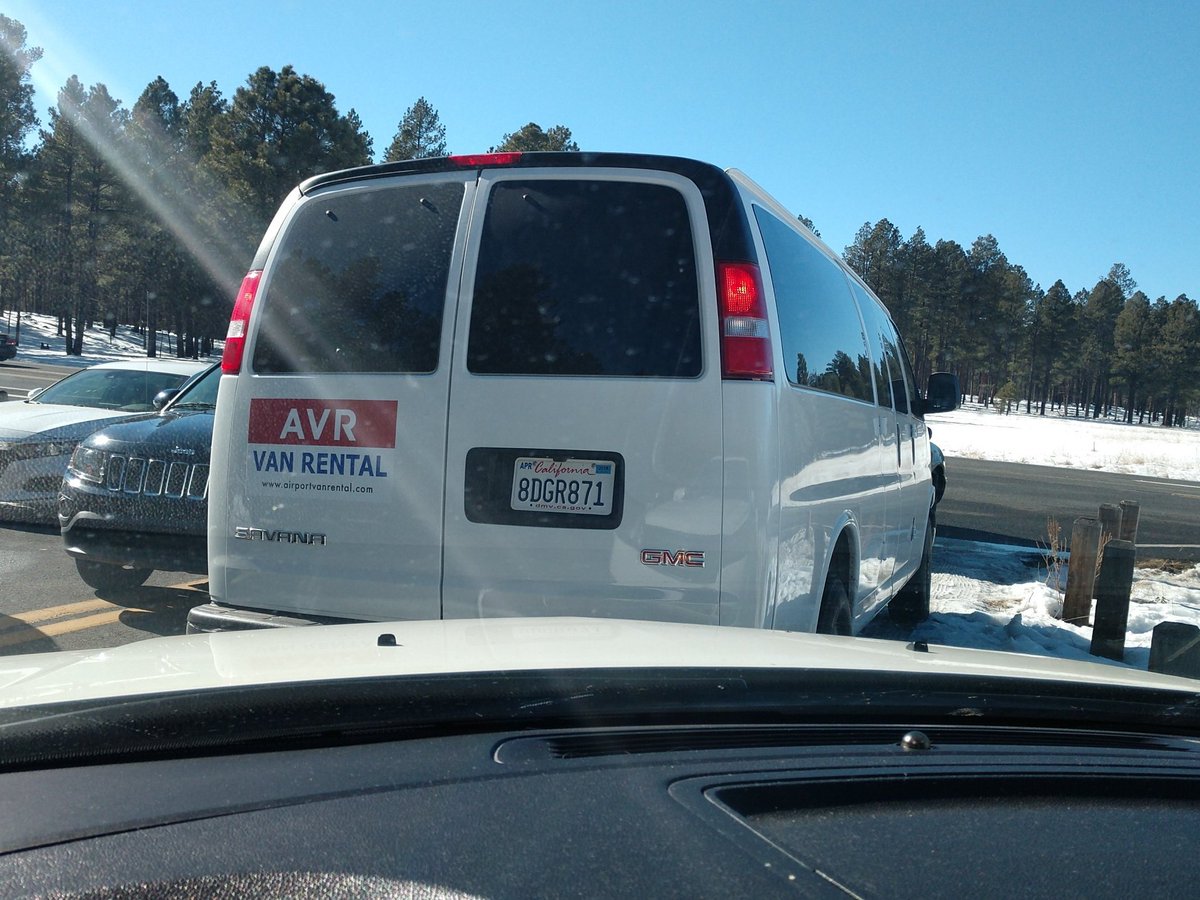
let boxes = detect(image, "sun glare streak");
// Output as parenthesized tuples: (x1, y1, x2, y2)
(14, 10, 250, 297)
(55, 90, 249, 296)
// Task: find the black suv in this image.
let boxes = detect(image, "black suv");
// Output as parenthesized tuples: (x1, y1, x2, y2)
(58, 363, 218, 590)
(0, 333, 17, 361)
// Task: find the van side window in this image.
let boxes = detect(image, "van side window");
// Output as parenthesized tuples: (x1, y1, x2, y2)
(252, 181, 463, 374)
(852, 282, 909, 414)
(753, 207, 872, 402)
(467, 180, 701, 377)
(896, 336, 920, 415)
(851, 283, 893, 409)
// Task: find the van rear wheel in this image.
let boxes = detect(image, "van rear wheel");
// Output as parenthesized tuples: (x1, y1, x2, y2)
(816, 574, 852, 636)
(75, 559, 152, 592)
(890, 514, 934, 626)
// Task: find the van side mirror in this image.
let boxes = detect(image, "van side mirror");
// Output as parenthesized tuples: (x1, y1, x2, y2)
(923, 372, 960, 414)
(153, 388, 181, 411)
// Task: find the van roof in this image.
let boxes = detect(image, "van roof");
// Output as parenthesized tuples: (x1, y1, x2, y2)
(292, 151, 758, 266)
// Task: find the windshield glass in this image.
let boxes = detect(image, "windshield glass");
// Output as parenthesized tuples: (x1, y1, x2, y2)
(31, 367, 192, 410)
(167, 364, 220, 408)
(0, 4, 1196, 705)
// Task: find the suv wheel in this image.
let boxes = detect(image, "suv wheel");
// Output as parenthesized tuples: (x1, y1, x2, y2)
(75, 559, 152, 591)
(890, 513, 934, 626)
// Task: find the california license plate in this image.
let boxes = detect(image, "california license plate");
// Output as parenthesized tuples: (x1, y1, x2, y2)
(510, 457, 615, 516)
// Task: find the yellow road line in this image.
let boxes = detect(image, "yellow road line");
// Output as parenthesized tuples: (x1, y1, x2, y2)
(0, 608, 138, 650)
(168, 578, 209, 591)
(2, 597, 118, 630)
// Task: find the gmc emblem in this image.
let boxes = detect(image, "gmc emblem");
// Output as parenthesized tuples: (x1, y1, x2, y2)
(640, 549, 705, 567)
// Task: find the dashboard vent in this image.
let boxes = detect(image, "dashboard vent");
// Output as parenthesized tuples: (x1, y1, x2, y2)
(494, 725, 1195, 764)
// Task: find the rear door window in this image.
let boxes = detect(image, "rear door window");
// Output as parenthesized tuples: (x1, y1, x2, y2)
(466, 179, 701, 377)
(251, 180, 465, 374)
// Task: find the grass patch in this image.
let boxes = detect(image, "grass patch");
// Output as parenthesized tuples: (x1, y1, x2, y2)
(1136, 557, 1195, 574)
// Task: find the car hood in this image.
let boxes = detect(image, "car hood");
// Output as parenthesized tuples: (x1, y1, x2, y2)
(0, 617, 1195, 709)
(81, 407, 214, 454)
(0, 403, 153, 441)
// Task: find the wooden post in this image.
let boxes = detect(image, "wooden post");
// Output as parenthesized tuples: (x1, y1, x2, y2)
(1090, 540, 1136, 661)
(1119, 500, 1140, 543)
(1062, 517, 1101, 624)
(1149, 623, 1200, 678)
(1098, 504, 1121, 542)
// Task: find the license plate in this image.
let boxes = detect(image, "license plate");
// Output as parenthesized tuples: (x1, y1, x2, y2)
(510, 457, 615, 516)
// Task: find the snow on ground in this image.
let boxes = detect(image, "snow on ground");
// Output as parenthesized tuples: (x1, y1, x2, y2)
(862, 539, 1200, 674)
(1, 312, 198, 373)
(930, 400, 1200, 482)
(872, 403, 1200, 673)
(6, 310, 1198, 675)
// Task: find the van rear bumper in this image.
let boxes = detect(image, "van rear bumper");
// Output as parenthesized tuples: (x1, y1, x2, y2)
(186, 602, 360, 634)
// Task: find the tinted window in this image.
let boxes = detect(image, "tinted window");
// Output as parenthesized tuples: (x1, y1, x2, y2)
(467, 180, 701, 377)
(753, 208, 872, 402)
(252, 181, 463, 374)
(852, 282, 909, 414)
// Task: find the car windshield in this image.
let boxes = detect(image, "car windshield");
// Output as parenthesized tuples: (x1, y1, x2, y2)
(166, 364, 219, 409)
(30, 366, 192, 410)
(0, 6, 1197, 727)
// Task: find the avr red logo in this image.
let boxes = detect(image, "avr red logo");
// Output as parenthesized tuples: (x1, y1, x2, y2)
(248, 399, 397, 448)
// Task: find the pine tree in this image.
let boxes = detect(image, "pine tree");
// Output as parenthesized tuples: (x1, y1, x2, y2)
(0, 15, 41, 185)
(1081, 276, 1126, 417)
(493, 122, 579, 152)
(1153, 296, 1200, 426)
(384, 97, 447, 161)
(205, 65, 373, 227)
(1031, 280, 1076, 414)
(0, 15, 43, 316)
(1112, 291, 1154, 422)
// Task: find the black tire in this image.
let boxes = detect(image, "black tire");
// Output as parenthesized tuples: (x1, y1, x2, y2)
(74, 558, 152, 591)
(890, 514, 934, 626)
(816, 573, 852, 636)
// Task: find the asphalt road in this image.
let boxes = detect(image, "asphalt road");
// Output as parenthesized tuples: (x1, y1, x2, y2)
(938, 455, 1200, 560)
(0, 359, 76, 400)
(0, 522, 206, 656)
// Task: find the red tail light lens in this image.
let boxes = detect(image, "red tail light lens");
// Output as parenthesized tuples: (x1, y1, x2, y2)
(717, 262, 773, 380)
(448, 152, 523, 167)
(221, 270, 262, 374)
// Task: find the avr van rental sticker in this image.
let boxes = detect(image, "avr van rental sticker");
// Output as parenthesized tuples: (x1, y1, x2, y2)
(248, 399, 397, 497)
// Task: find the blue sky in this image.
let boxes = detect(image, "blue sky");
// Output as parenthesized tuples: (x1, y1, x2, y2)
(7, 0, 1198, 303)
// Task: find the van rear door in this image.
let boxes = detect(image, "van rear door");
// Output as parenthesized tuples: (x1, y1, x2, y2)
(440, 170, 725, 624)
(209, 173, 474, 621)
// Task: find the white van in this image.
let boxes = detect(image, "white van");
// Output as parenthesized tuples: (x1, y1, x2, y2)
(194, 152, 958, 635)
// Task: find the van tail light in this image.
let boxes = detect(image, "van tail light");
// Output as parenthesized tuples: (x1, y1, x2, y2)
(448, 152, 523, 167)
(221, 270, 262, 374)
(717, 262, 773, 380)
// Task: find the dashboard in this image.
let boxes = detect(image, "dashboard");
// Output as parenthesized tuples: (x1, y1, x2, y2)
(3, 718, 1200, 897)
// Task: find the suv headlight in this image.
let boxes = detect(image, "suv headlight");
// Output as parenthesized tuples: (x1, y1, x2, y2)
(67, 445, 109, 484)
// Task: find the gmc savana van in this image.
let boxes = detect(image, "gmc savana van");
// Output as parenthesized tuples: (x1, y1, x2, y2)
(192, 152, 958, 635)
